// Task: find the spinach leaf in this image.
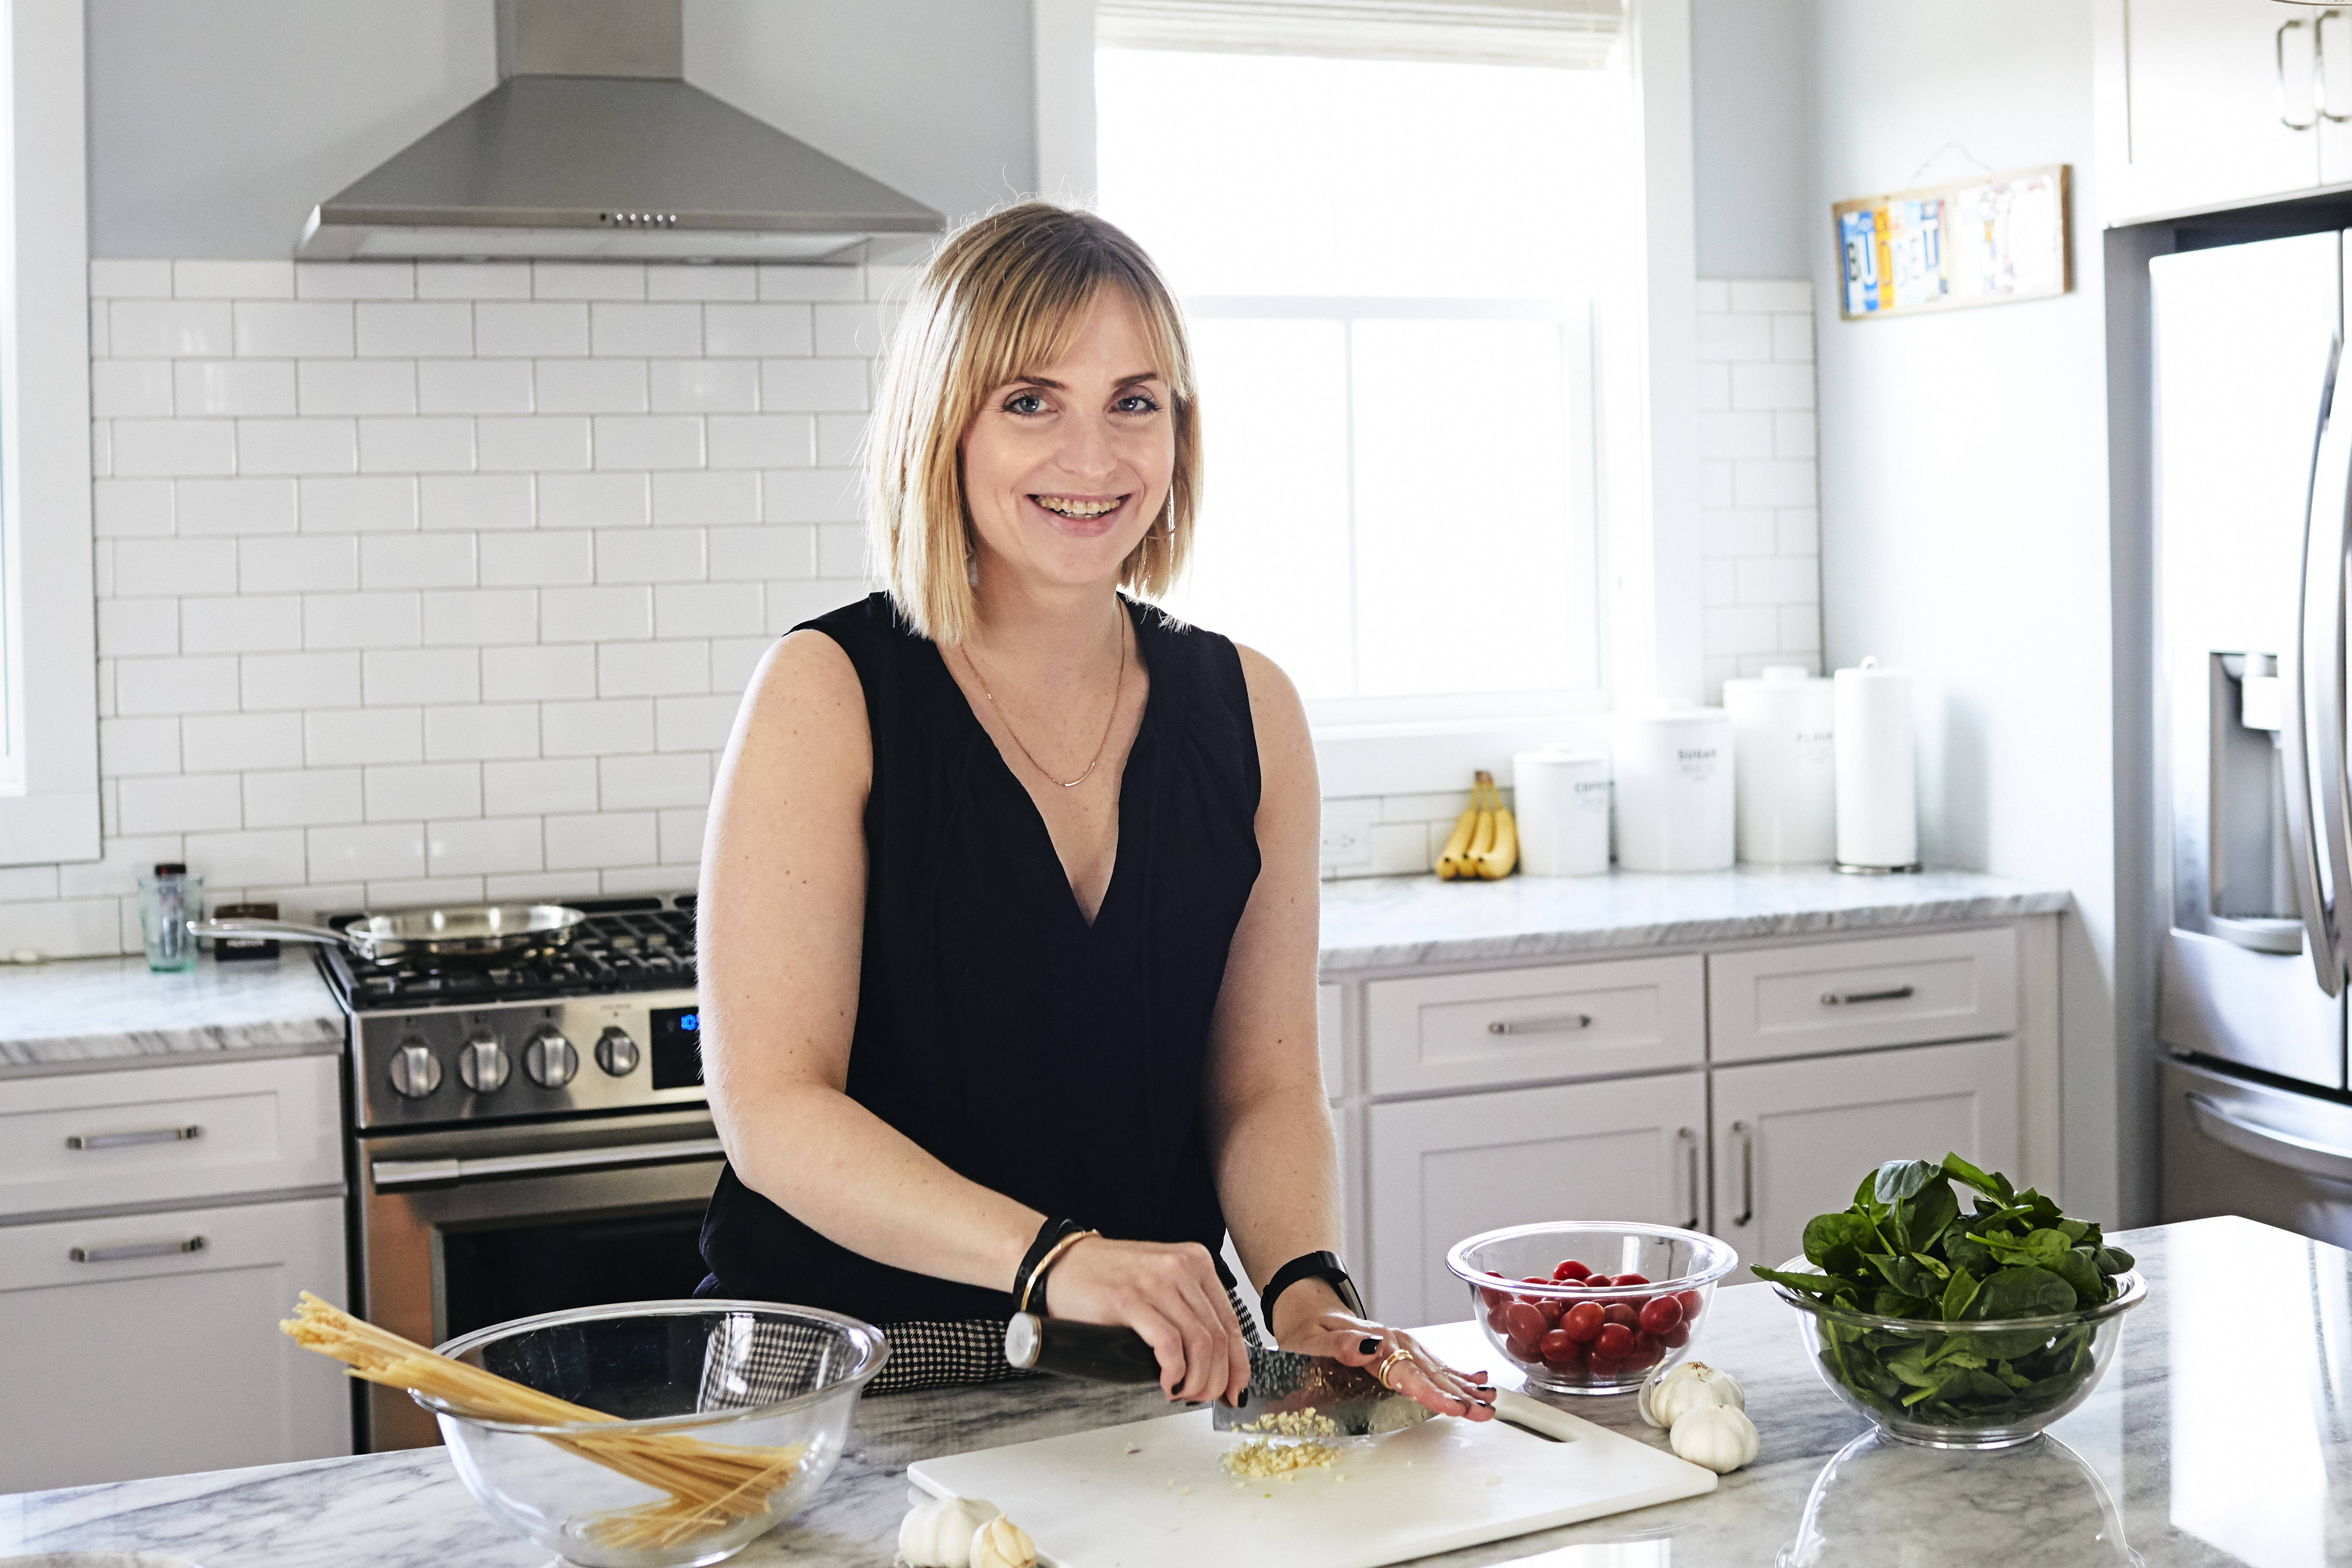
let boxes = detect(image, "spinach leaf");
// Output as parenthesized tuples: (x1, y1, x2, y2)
(1804, 1211, 1878, 1273)
(1874, 1158, 1941, 1204)
(1940, 1151, 2014, 1203)
(1971, 1265, 2078, 1320)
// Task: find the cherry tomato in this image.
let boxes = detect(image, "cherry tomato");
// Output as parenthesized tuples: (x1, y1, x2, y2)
(1523, 1275, 1553, 1288)
(1502, 1302, 1546, 1344)
(1506, 1336, 1542, 1364)
(1584, 1273, 1614, 1288)
(1662, 1324, 1692, 1348)
(1639, 1295, 1685, 1335)
(1677, 1289, 1706, 1319)
(1594, 1322, 1635, 1359)
(1479, 1285, 1511, 1310)
(1539, 1296, 1565, 1325)
(1543, 1338, 1585, 1371)
(1613, 1272, 1651, 1288)
(1553, 1259, 1593, 1281)
(1560, 1301, 1605, 1342)
(1538, 1327, 1574, 1359)
(1487, 1305, 1512, 1333)
(1601, 1302, 1638, 1329)
(1627, 1332, 1664, 1369)
(1585, 1353, 1624, 1379)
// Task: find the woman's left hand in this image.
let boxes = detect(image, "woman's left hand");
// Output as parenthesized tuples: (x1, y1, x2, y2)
(1277, 1307, 1497, 1421)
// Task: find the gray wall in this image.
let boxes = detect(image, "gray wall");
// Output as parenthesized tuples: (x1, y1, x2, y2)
(85, 0, 1037, 259)
(1806, 0, 2134, 1221)
(1690, 0, 1813, 278)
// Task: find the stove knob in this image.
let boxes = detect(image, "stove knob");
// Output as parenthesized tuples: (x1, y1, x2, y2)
(387, 1039, 441, 1099)
(524, 1028, 579, 1089)
(456, 1031, 510, 1094)
(595, 1026, 641, 1077)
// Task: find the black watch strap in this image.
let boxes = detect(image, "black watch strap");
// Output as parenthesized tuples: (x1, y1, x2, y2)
(1013, 1217, 1087, 1316)
(1259, 1250, 1365, 1329)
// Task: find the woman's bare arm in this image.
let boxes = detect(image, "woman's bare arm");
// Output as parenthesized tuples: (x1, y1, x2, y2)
(700, 629, 1249, 1401)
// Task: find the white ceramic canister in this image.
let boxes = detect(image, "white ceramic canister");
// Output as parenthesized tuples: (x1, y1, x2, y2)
(1723, 666, 1837, 865)
(1833, 656, 1919, 871)
(1611, 707, 1735, 873)
(1511, 747, 1611, 876)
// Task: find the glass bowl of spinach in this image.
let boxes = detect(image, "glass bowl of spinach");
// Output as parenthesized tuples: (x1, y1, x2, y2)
(1752, 1154, 2146, 1450)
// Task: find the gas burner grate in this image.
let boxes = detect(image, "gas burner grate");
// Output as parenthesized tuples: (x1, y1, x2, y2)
(323, 899, 698, 1010)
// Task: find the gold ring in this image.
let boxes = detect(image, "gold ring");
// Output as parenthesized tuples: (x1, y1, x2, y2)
(1372, 1346, 1414, 1390)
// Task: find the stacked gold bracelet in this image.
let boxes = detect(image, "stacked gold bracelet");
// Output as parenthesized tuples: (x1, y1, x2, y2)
(1014, 1220, 1101, 1316)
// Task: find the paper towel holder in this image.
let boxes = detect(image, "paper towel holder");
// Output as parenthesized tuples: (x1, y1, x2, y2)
(1833, 656, 1922, 875)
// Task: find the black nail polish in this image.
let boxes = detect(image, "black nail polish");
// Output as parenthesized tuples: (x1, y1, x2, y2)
(1359, 1337, 1380, 1356)
(1234, 1387, 1249, 1408)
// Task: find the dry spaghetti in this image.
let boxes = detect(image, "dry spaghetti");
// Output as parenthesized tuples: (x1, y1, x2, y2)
(280, 1292, 803, 1550)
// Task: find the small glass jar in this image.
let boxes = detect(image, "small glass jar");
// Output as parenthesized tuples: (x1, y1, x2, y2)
(137, 863, 205, 973)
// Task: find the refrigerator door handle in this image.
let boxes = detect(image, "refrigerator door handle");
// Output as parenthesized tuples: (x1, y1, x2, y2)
(2186, 1092, 2352, 1185)
(2287, 334, 2350, 994)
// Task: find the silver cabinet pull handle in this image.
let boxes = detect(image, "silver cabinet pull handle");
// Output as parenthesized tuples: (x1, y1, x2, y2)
(2284, 16, 2321, 129)
(2320, 9, 2352, 121)
(1677, 1126, 1701, 1230)
(1487, 1014, 1593, 1036)
(2185, 1092, 2352, 1181)
(372, 1135, 725, 1189)
(1820, 985, 1915, 1007)
(1731, 1120, 1755, 1227)
(66, 1124, 201, 1151)
(71, 1236, 206, 1264)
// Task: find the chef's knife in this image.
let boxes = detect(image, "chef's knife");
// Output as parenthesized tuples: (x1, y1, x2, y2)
(1003, 1312, 1435, 1436)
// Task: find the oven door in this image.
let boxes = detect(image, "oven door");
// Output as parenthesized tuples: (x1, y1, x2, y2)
(354, 1108, 725, 1452)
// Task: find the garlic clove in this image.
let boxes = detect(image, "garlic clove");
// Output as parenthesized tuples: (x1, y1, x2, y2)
(1668, 1403, 1760, 1474)
(897, 1494, 1004, 1568)
(1642, 1361, 1747, 1428)
(970, 1515, 1039, 1568)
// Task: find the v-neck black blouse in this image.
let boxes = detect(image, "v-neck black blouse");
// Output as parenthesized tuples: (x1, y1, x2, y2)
(697, 592, 1264, 1327)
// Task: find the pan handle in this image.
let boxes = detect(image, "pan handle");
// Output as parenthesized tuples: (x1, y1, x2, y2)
(187, 918, 367, 950)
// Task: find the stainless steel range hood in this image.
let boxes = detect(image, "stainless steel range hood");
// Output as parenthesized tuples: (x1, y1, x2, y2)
(297, 0, 943, 264)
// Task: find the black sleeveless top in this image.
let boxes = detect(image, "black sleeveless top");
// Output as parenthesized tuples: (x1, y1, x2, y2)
(698, 592, 1264, 1327)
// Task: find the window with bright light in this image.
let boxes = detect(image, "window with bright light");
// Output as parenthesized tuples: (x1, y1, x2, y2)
(1096, 9, 1633, 717)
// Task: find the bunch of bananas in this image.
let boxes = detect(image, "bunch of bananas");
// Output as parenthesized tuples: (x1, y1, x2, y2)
(1436, 770, 1517, 880)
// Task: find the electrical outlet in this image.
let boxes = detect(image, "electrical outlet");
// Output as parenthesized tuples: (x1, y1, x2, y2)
(1320, 798, 1378, 871)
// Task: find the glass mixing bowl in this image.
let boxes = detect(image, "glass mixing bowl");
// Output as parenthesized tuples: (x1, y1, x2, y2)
(1445, 1221, 1739, 1395)
(1766, 1260, 2147, 1449)
(423, 1300, 888, 1568)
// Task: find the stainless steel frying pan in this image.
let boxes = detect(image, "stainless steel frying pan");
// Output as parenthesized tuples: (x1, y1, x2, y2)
(188, 902, 588, 962)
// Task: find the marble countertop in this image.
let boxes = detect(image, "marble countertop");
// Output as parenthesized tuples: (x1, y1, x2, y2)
(0, 953, 342, 1076)
(1316, 867, 2070, 972)
(3, 1216, 2333, 1568)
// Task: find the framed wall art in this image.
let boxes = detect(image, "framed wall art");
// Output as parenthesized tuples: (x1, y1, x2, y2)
(1833, 164, 2070, 321)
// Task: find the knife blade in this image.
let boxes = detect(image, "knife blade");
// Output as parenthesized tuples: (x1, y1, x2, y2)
(1003, 1313, 1434, 1436)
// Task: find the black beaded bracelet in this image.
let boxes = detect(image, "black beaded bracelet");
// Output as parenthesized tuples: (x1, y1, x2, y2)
(1013, 1216, 1089, 1316)
(1260, 1250, 1365, 1332)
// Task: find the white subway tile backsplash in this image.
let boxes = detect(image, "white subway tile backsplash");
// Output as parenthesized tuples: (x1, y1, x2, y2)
(1778, 508, 1819, 555)
(422, 588, 538, 646)
(1772, 313, 1814, 362)
(180, 595, 303, 654)
(535, 262, 644, 301)
(1730, 362, 1814, 411)
(536, 358, 648, 414)
(479, 416, 591, 472)
(112, 301, 233, 358)
(657, 806, 707, 864)
(297, 359, 416, 416)
(96, 479, 174, 537)
(1695, 363, 1730, 413)
(305, 707, 424, 767)
(648, 267, 757, 302)
(357, 301, 473, 358)
(655, 693, 739, 752)
(593, 303, 701, 357)
(761, 468, 858, 523)
(594, 415, 704, 469)
(427, 815, 543, 875)
(301, 591, 422, 649)
(95, 360, 174, 417)
(239, 535, 358, 594)
(1730, 280, 1813, 314)
(546, 810, 656, 871)
(1702, 509, 1777, 557)
(113, 420, 237, 478)
(596, 529, 704, 584)
(1737, 555, 1819, 606)
(758, 265, 863, 302)
(482, 643, 596, 702)
(815, 413, 865, 468)
(417, 359, 534, 414)
(364, 762, 480, 821)
(710, 523, 812, 580)
(540, 472, 650, 528)
(114, 655, 239, 716)
(309, 822, 427, 882)
(650, 359, 759, 413)
(117, 774, 242, 836)
(598, 640, 709, 697)
(234, 301, 353, 359)
(482, 530, 594, 588)
(359, 417, 475, 473)
(476, 301, 591, 357)
(704, 303, 811, 357)
(367, 874, 487, 905)
(1696, 312, 1771, 362)
(296, 263, 414, 301)
(180, 827, 307, 886)
(100, 715, 183, 777)
(97, 598, 180, 657)
(654, 583, 762, 639)
(417, 263, 532, 301)
(422, 474, 534, 531)
(812, 301, 895, 358)
(424, 703, 542, 761)
(178, 477, 298, 536)
(1733, 458, 1816, 509)
(542, 698, 653, 757)
(764, 578, 858, 634)
(715, 415, 814, 469)
(115, 538, 238, 597)
(91, 260, 174, 298)
(364, 648, 480, 706)
(760, 358, 868, 412)
(244, 767, 362, 828)
(652, 471, 758, 526)
(816, 525, 867, 581)
(237, 417, 360, 475)
(1778, 605, 1823, 652)
(484, 758, 598, 816)
(541, 585, 652, 643)
(176, 359, 299, 417)
(710, 636, 770, 692)
(600, 750, 709, 810)
(300, 475, 418, 533)
(242, 650, 361, 711)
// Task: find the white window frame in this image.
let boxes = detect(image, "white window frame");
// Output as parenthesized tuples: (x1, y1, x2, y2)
(0, 0, 99, 862)
(1033, 0, 1698, 793)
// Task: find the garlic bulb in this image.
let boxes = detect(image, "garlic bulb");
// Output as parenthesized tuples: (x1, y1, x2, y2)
(1639, 1361, 1747, 1429)
(897, 1494, 1002, 1568)
(1669, 1403, 1760, 1473)
(969, 1515, 1038, 1568)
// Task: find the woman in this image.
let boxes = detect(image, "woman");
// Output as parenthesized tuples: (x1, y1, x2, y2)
(696, 202, 1492, 1420)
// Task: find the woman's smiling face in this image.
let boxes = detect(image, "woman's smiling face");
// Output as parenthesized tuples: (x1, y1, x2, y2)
(959, 287, 1175, 597)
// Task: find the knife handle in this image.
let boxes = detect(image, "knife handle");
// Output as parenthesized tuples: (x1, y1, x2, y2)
(1004, 1313, 1164, 1384)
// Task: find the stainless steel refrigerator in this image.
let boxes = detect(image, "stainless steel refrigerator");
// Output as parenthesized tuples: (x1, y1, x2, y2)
(2156, 229, 2352, 1246)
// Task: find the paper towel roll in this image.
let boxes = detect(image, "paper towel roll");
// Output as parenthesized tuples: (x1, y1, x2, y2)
(1833, 658, 1918, 871)
(1512, 748, 1611, 876)
(1724, 666, 1836, 865)
(1613, 708, 1734, 873)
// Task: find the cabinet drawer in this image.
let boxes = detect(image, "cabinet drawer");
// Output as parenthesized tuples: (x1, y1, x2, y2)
(0, 1054, 342, 1220)
(1707, 928, 2019, 1064)
(1364, 955, 1704, 1095)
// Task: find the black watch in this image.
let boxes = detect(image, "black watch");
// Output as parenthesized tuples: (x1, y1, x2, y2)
(1259, 1250, 1365, 1331)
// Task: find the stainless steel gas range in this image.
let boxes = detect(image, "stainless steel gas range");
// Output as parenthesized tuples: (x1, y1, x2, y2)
(319, 894, 723, 1452)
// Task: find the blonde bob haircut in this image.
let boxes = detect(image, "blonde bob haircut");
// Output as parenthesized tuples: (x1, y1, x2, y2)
(867, 201, 1200, 646)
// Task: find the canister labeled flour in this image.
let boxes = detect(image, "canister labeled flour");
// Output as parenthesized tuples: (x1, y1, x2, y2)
(1612, 707, 1734, 872)
(1723, 666, 1836, 865)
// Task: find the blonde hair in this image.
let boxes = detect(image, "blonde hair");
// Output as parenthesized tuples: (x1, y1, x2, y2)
(866, 202, 1201, 646)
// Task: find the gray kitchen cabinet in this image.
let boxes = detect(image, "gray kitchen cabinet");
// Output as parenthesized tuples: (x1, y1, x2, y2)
(1707, 1037, 2023, 1278)
(2096, 0, 2334, 225)
(0, 1193, 350, 1492)
(1364, 1072, 1706, 1328)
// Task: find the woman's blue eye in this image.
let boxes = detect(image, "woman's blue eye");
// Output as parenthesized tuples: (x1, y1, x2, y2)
(1116, 393, 1161, 414)
(1005, 392, 1048, 415)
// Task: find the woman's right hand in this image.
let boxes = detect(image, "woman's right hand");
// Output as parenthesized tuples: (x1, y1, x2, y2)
(1036, 1236, 1253, 1405)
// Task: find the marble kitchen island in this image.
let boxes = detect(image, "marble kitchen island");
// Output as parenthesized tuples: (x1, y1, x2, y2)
(3, 1216, 2338, 1568)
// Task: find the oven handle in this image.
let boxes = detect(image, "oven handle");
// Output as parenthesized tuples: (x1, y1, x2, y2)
(372, 1136, 726, 1189)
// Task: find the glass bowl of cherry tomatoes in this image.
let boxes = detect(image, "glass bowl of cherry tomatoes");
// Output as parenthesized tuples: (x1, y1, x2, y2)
(1446, 1221, 1740, 1396)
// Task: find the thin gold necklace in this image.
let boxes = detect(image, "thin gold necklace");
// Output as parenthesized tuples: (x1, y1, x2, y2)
(960, 610, 1129, 789)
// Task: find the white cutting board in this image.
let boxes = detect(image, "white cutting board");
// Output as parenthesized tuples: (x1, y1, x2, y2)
(908, 1391, 1714, 1568)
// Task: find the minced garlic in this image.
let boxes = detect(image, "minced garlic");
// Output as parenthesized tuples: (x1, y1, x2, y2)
(1219, 1406, 1343, 1481)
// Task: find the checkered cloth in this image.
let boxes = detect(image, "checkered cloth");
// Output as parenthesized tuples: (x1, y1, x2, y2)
(698, 1286, 1266, 1407)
